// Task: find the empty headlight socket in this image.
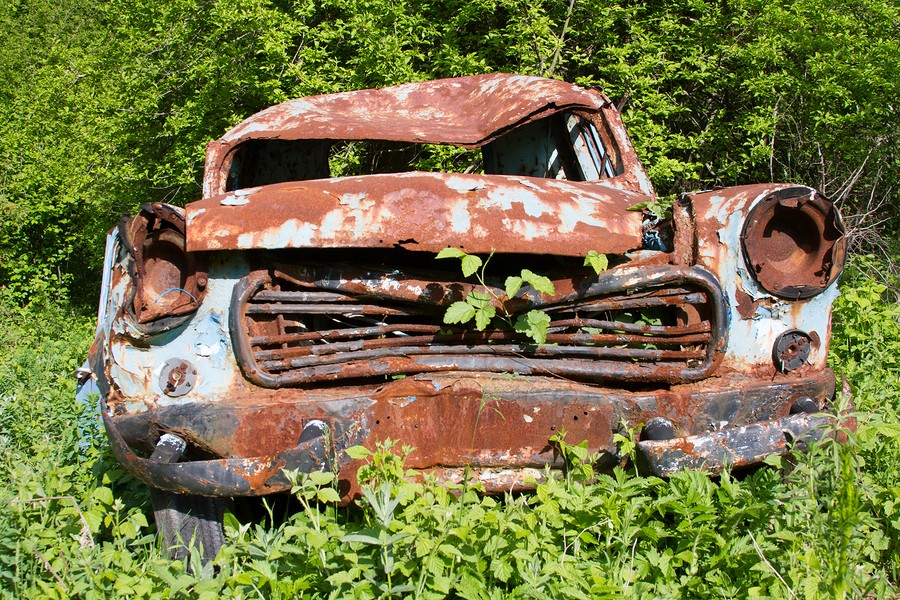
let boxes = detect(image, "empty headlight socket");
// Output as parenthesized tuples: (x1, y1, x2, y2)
(741, 187, 846, 299)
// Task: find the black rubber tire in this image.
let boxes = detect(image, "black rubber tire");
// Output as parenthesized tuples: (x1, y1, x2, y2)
(150, 490, 227, 562)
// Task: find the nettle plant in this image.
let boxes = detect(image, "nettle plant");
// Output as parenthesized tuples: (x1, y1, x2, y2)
(436, 248, 608, 345)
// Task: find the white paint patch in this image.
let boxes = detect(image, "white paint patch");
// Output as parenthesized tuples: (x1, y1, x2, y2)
(449, 200, 471, 232)
(556, 201, 618, 234)
(339, 192, 372, 210)
(318, 210, 345, 238)
(523, 414, 534, 423)
(481, 186, 551, 218)
(237, 219, 318, 248)
(444, 175, 486, 193)
(187, 208, 205, 224)
(220, 195, 249, 206)
(504, 218, 551, 240)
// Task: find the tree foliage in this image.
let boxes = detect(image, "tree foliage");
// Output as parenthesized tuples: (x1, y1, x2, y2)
(1, 0, 898, 301)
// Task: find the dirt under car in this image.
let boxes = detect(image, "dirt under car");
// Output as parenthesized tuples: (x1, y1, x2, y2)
(83, 74, 847, 559)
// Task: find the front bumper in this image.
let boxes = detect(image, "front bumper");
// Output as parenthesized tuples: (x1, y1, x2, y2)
(102, 369, 837, 498)
(637, 411, 832, 476)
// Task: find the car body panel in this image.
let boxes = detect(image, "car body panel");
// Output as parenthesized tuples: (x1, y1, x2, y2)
(186, 172, 645, 255)
(87, 74, 847, 500)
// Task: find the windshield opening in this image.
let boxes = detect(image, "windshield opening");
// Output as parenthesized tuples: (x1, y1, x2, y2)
(224, 112, 622, 192)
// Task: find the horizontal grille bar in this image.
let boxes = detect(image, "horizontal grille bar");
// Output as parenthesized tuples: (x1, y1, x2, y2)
(230, 264, 726, 387)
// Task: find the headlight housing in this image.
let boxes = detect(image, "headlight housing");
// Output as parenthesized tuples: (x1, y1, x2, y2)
(122, 203, 207, 335)
(741, 187, 846, 299)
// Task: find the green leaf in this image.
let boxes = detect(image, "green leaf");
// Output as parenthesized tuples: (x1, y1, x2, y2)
(92, 486, 114, 506)
(342, 533, 385, 547)
(436, 247, 466, 259)
(317, 488, 342, 503)
(466, 290, 492, 309)
(308, 470, 335, 486)
(327, 571, 357, 586)
(444, 301, 476, 324)
(460, 254, 483, 277)
(515, 310, 551, 344)
(223, 512, 241, 532)
(491, 557, 514, 582)
(82, 509, 103, 533)
(474, 303, 496, 330)
(505, 275, 523, 298)
(627, 198, 673, 218)
(345, 445, 371, 460)
(132, 511, 148, 528)
(520, 269, 555, 295)
(584, 250, 608, 275)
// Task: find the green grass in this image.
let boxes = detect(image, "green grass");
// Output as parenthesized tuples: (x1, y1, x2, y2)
(1, 260, 898, 598)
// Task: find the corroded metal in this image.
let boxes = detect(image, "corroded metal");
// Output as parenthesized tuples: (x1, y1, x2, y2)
(740, 186, 846, 299)
(101, 369, 837, 496)
(230, 264, 725, 387)
(686, 184, 841, 375)
(202, 74, 654, 197)
(87, 75, 848, 503)
(637, 411, 833, 476)
(120, 203, 207, 330)
(186, 173, 645, 255)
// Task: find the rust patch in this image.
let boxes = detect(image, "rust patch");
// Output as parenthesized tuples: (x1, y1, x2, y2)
(203, 74, 614, 197)
(120, 204, 207, 327)
(231, 404, 307, 457)
(187, 172, 645, 256)
(236, 459, 286, 490)
(741, 187, 846, 299)
(230, 265, 726, 388)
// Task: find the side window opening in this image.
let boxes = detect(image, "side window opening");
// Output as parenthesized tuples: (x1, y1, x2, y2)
(566, 114, 619, 179)
(482, 113, 621, 181)
(482, 115, 575, 179)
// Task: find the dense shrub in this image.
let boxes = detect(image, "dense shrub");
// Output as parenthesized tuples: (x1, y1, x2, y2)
(1, 0, 898, 301)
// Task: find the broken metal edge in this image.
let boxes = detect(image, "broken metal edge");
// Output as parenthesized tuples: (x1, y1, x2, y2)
(100, 393, 331, 496)
(636, 411, 834, 477)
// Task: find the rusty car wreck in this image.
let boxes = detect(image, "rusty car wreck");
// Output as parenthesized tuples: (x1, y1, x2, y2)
(85, 74, 847, 558)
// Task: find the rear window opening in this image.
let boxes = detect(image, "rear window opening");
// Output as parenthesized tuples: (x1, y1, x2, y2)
(224, 112, 623, 192)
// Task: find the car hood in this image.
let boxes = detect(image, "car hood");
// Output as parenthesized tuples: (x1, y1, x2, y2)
(185, 172, 645, 256)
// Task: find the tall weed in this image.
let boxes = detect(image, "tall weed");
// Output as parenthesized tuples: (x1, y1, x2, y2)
(2, 263, 899, 596)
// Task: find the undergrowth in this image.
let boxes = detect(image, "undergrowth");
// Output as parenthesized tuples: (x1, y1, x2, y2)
(1, 258, 899, 598)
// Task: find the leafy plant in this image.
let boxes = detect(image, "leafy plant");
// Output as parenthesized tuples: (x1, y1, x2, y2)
(583, 250, 609, 275)
(436, 247, 556, 344)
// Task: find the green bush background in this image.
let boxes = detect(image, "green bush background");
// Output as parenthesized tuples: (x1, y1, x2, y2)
(1, 0, 898, 596)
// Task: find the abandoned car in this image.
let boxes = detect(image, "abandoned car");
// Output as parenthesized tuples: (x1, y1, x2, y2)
(85, 74, 847, 558)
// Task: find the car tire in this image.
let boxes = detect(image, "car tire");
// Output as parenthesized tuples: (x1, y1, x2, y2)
(151, 489, 227, 562)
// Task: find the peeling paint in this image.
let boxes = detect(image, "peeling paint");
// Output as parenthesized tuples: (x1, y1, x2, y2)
(88, 77, 847, 502)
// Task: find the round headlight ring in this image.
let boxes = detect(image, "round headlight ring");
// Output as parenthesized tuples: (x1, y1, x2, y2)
(741, 187, 846, 299)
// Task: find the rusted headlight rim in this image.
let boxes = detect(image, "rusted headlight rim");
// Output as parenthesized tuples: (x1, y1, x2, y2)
(740, 187, 847, 299)
(121, 203, 208, 336)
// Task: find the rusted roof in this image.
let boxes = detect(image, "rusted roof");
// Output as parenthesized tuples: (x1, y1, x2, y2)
(186, 172, 645, 255)
(217, 74, 607, 147)
(203, 74, 611, 197)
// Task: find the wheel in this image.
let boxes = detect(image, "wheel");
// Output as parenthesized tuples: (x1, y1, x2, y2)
(150, 489, 227, 562)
